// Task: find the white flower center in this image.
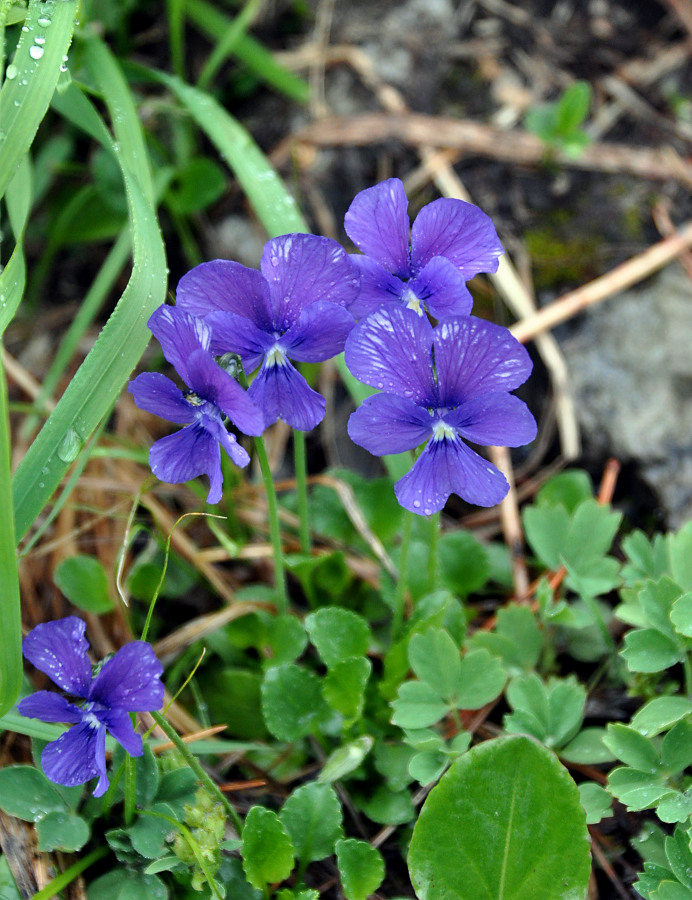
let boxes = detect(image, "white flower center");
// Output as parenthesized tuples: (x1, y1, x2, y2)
(432, 420, 456, 442)
(402, 286, 423, 315)
(84, 711, 101, 730)
(265, 344, 288, 367)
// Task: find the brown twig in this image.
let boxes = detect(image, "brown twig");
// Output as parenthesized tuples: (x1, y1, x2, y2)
(511, 220, 692, 343)
(282, 113, 692, 188)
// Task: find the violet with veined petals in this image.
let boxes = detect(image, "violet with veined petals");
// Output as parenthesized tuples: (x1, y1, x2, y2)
(128, 305, 264, 503)
(175, 234, 359, 431)
(345, 307, 536, 514)
(344, 177, 503, 320)
(17, 618, 164, 796)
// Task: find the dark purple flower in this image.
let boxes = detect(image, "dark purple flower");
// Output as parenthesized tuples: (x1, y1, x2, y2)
(17, 618, 164, 797)
(129, 305, 264, 503)
(175, 234, 359, 431)
(345, 307, 536, 514)
(344, 178, 503, 320)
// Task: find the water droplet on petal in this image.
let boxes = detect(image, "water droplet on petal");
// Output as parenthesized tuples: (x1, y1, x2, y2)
(37, 15, 51, 26)
(5, 64, 18, 80)
(413, 500, 421, 508)
(29, 45, 44, 60)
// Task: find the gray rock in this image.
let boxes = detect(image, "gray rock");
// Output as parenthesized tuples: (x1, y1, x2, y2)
(561, 263, 692, 526)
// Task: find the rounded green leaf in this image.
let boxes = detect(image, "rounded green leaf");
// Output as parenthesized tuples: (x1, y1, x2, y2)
(621, 628, 682, 673)
(631, 698, 692, 737)
(578, 783, 612, 825)
(304, 608, 371, 668)
(670, 593, 692, 638)
(408, 735, 591, 900)
(0, 765, 66, 821)
(86, 869, 168, 900)
(391, 681, 449, 729)
(602, 724, 661, 772)
(280, 783, 343, 864)
(242, 806, 295, 890)
(336, 838, 385, 900)
(455, 650, 506, 710)
(323, 657, 371, 719)
(36, 810, 90, 852)
(408, 628, 461, 702)
(261, 664, 328, 742)
(560, 728, 615, 765)
(54, 554, 114, 613)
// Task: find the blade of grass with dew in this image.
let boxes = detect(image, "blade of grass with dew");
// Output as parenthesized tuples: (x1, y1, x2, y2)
(12, 37, 166, 540)
(0, 0, 78, 202)
(0, 344, 22, 716)
(142, 65, 308, 237)
(0, 154, 31, 335)
(185, 0, 309, 103)
(196, 0, 263, 91)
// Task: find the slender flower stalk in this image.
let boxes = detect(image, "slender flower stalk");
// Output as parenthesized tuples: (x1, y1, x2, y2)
(254, 434, 288, 613)
(293, 429, 311, 554)
(392, 508, 414, 638)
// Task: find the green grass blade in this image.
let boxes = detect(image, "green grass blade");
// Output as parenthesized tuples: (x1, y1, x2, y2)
(186, 0, 309, 103)
(12, 39, 167, 541)
(0, 0, 78, 201)
(197, 0, 263, 91)
(0, 155, 31, 335)
(143, 66, 309, 237)
(0, 348, 22, 716)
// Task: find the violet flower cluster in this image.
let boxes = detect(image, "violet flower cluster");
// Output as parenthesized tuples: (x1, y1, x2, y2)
(18, 617, 164, 796)
(130, 178, 535, 514)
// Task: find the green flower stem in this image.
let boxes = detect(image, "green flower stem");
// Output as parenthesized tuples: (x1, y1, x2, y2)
(393, 509, 414, 638)
(427, 512, 440, 593)
(253, 434, 288, 614)
(150, 710, 243, 836)
(293, 429, 310, 554)
(31, 846, 109, 900)
(124, 752, 136, 826)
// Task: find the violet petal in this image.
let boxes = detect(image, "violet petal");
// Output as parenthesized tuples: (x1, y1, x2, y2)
(433, 317, 533, 405)
(447, 393, 537, 447)
(149, 422, 222, 500)
(41, 720, 105, 790)
(261, 234, 360, 330)
(205, 416, 252, 470)
(205, 310, 274, 372)
(347, 394, 432, 455)
(407, 256, 473, 319)
(22, 618, 92, 697)
(147, 306, 210, 385)
(175, 259, 273, 331)
(344, 179, 411, 277)
(410, 197, 503, 278)
(344, 306, 436, 403)
(128, 373, 196, 425)
(394, 436, 509, 513)
(248, 359, 325, 431)
(347, 256, 406, 320)
(89, 642, 163, 712)
(18, 692, 82, 724)
(185, 348, 264, 436)
(98, 707, 143, 758)
(282, 300, 355, 362)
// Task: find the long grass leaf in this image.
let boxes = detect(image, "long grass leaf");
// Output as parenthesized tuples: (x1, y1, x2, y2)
(186, 0, 309, 103)
(0, 155, 31, 334)
(0, 349, 22, 715)
(12, 38, 167, 540)
(143, 66, 309, 237)
(0, 0, 78, 201)
(196, 0, 263, 91)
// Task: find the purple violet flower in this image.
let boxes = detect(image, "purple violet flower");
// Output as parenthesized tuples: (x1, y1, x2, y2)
(174, 233, 359, 431)
(17, 617, 164, 797)
(344, 177, 503, 320)
(128, 305, 264, 503)
(345, 306, 536, 514)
